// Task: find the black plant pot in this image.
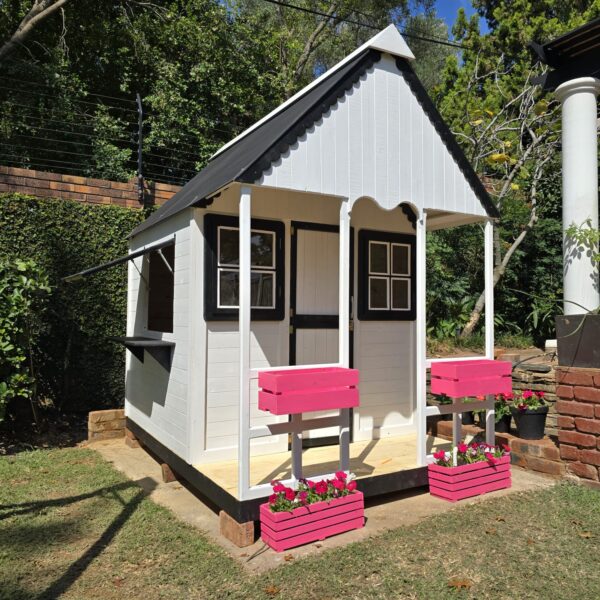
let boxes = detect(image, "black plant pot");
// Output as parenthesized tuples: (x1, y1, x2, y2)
(556, 314, 600, 368)
(511, 406, 548, 440)
(461, 411, 475, 425)
(495, 414, 512, 433)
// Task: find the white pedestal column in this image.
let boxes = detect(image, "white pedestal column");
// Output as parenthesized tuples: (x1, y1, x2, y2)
(555, 77, 600, 315)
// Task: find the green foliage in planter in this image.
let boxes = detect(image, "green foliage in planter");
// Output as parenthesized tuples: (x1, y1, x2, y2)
(0, 258, 50, 422)
(0, 194, 146, 415)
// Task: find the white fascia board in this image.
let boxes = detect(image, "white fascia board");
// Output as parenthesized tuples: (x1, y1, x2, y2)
(210, 25, 414, 160)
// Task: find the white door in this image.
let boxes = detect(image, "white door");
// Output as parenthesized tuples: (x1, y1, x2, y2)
(291, 223, 351, 445)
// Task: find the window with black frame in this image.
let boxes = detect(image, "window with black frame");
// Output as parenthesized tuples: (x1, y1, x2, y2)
(204, 214, 284, 320)
(357, 229, 416, 321)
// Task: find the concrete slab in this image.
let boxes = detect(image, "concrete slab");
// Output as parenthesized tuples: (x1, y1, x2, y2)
(89, 438, 555, 574)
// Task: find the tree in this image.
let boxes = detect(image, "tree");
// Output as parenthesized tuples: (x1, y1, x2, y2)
(434, 1, 600, 339)
(0, 0, 70, 63)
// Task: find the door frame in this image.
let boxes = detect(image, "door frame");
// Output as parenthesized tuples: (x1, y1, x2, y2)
(289, 220, 354, 447)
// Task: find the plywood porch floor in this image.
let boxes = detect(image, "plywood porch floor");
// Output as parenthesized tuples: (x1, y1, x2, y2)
(196, 434, 451, 499)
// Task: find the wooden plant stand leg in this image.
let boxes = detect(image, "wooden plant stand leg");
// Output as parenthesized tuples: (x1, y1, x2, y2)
(219, 510, 255, 547)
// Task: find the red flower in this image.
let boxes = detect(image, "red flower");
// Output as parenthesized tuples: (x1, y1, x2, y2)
(269, 494, 277, 504)
(457, 443, 468, 454)
(501, 443, 510, 453)
(284, 488, 296, 501)
(272, 483, 286, 493)
(522, 390, 533, 399)
(332, 479, 345, 490)
(433, 450, 446, 461)
(347, 480, 357, 492)
(307, 480, 315, 489)
(484, 452, 497, 465)
(335, 470, 347, 480)
(315, 481, 328, 495)
(536, 390, 545, 398)
(298, 491, 308, 504)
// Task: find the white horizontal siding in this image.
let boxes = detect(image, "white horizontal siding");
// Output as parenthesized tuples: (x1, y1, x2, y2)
(259, 53, 487, 218)
(125, 209, 192, 461)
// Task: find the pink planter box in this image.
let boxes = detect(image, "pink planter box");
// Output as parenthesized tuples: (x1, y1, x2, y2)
(431, 359, 512, 398)
(428, 455, 511, 502)
(258, 367, 359, 415)
(260, 492, 365, 552)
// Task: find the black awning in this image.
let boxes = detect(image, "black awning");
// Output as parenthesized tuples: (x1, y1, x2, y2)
(63, 238, 174, 283)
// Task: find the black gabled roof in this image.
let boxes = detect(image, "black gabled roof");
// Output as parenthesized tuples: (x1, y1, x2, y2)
(131, 47, 497, 238)
(531, 17, 600, 91)
(131, 49, 381, 237)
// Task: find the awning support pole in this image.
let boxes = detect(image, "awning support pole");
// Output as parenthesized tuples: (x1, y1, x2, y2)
(484, 220, 496, 446)
(238, 186, 252, 500)
(416, 210, 427, 466)
(338, 198, 351, 471)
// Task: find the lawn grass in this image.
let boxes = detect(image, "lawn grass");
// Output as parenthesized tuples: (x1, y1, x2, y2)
(2, 447, 600, 599)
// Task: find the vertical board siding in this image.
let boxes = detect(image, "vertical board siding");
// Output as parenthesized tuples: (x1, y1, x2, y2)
(260, 53, 487, 217)
(125, 210, 193, 461)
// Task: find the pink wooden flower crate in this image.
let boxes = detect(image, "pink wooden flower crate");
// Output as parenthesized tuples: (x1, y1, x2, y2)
(428, 455, 511, 502)
(258, 367, 359, 415)
(430, 359, 512, 398)
(260, 492, 365, 552)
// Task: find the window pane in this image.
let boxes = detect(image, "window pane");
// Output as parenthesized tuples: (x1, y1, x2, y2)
(251, 231, 274, 268)
(251, 271, 274, 307)
(219, 269, 239, 307)
(369, 277, 388, 309)
(219, 228, 275, 268)
(369, 242, 388, 274)
(219, 227, 239, 266)
(392, 244, 410, 275)
(392, 278, 410, 310)
(219, 270, 274, 308)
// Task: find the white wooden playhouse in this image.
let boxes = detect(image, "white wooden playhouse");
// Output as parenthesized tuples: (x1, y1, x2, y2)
(70, 25, 500, 524)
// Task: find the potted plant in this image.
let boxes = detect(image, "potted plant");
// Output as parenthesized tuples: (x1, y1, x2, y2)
(260, 472, 364, 552)
(510, 390, 547, 440)
(429, 442, 511, 502)
(494, 393, 513, 433)
(556, 222, 600, 368)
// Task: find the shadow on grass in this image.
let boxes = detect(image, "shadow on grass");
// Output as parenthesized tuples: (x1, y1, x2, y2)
(0, 480, 139, 520)
(2, 477, 156, 600)
(37, 477, 156, 600)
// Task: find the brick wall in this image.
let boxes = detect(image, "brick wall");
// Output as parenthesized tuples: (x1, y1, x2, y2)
(556, 367, 600, 485)
(0, 166, 180, 208)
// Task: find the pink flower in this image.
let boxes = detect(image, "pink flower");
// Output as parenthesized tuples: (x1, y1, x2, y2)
(335, 470, 347, 480)
(269, 494, 277, 504)
(284, 488, 296, 501)
(332, 479, 345, 491)
(298, 491, 308, 504)
(522, 390, 533, 399)
(347, 480, 357, 492)
(457, 443, 468, 454)
(315, 481, 328, 495)
(307, 480, 315, 489)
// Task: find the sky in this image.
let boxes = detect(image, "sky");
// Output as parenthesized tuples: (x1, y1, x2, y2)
(434, 0, 489, 35)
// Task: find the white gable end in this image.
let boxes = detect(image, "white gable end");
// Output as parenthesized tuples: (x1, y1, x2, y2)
(258, 53, 487, 218)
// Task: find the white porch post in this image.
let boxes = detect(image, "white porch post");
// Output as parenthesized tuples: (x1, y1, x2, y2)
(555, 77, 600, 315)
(338, 199, 351, 471)
(484, 220, 495, 445)
(416, 210, 427, 466)
(238, 186, 252, 499)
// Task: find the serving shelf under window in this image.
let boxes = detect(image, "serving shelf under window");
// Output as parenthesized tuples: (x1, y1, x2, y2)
(109, 336, 175, 370)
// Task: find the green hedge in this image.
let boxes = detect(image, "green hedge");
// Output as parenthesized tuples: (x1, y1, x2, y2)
(0, 194, 147, 414)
